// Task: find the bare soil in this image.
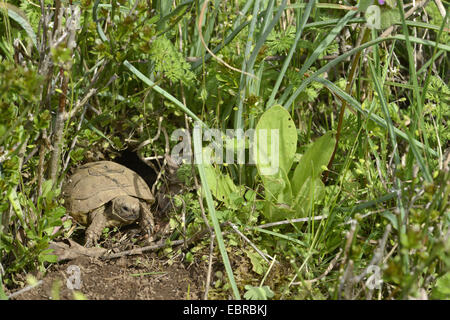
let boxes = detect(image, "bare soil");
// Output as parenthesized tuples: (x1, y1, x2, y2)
(13, 252, 209, 300)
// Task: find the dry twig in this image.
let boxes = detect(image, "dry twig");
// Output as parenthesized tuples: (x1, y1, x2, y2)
(8, 280, 43, 300)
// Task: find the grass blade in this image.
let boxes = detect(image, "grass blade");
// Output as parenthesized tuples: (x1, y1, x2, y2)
(316, 78, 438, 157)
(123, 60, 206, 126)
(283, 35, 450, 111)
(193, 124, 241, 299)
(1, 3, 37, 48)
(266, 0, 316, 108)
(297, 10, 357, 80)
(234, 0, 263, 130)
(368, 58, 409, 274)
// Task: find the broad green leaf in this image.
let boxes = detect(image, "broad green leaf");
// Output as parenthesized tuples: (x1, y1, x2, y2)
(261, 166, 294, 221)
(202, 147, 243, 208)
(244, 249, 265, 275)
(291, 131, 335, 196)
(432, 272, 450, 299)
(264, 200, 296, 221)
(7, 189, 23, 221)
(244, 189, 257, 202)
(0, 3, 37, 48)
(254, 105, 297, 176)
(292, 176, 326, 217)
(38, 249, 58, 263)
(253, 105, 298, 221)
(41, 180, 53, 200)
(244, 285, 274, 300)
(0, 282, 7, 300)
(262, 166, 291, 200)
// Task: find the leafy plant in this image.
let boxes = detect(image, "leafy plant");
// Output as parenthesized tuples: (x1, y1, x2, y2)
(253, 105, 335, 221)
(244, 284, 274, 300)
(432, 272, 450, 299)
(149, 35, 195, 86)
(0, 180, 65, 276)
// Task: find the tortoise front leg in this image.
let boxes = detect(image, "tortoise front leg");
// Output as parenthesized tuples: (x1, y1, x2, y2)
(85, 205, 107, 247)
(139, 202, 155, 241)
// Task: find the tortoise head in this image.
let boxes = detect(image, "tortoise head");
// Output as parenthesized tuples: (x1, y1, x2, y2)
(111, 195, 140, 223)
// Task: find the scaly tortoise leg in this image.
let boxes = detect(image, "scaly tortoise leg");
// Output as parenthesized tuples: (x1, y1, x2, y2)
(85, 206, 107, 247)
(139, 202, 155, 242)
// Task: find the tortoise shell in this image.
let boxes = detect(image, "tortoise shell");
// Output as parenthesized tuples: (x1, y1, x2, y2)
(63, 161, 154, 225)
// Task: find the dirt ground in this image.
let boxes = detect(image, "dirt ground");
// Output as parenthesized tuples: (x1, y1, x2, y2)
(11, 251, 209, 300)
(9, 224, 214, 300)
(6, 210, 263, 300)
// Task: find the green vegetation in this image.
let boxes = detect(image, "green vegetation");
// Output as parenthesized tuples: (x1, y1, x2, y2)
(0, 0, 449, 300)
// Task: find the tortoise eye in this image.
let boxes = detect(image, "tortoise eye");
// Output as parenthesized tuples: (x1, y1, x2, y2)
(122, 205, 129, 212)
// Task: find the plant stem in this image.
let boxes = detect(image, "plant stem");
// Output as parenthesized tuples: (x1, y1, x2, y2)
(49, 67, 68, 185)
(324, 27, 370, 183)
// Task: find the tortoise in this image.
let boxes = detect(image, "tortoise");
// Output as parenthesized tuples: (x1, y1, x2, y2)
(63, 161, 155, 247)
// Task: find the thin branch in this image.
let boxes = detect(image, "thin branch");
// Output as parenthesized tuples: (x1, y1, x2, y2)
(228, 222, 271, 263)
(8, 280, 43, 299)
(133, 116, 163, 152)
(252, 215, 328, 229)
(65, 88, 97, 120)
(37, 129, 48, 197)
(353, 224, 392, 283)
(292, 249, 343, 285)
(203, 233, 215, 300)
(338, 259, 354, 299)
(101, 222, 228, 260)
(61, 105, 87, 181)
(49, 68, 68, 184)
(340, 220, 358, 274)
(379, 0, 430, 39)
